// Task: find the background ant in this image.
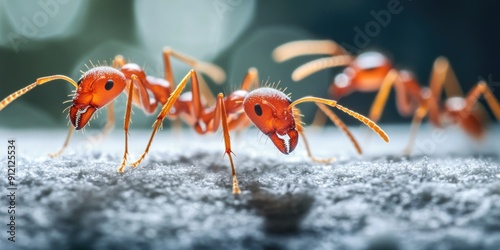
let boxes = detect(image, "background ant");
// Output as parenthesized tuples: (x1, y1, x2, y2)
(273, 40, 500, 154)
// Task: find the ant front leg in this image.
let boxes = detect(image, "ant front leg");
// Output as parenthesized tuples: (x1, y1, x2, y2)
(292, 107, 336, 163)
(429, 57, 464, 99)
(217, 93, 241, 194)
(101, 102, 116, 139)
(130, 70, 201, 168)
(48, 126, 75, 158)
(315, 103, 363, 155)
(466, 81, 500, 122)
(118, 78, 137, 172)
(463, 81, 500, 122)
(192, 92, 242, 194)
(368, 69, 400, 123)
(130, 69, 243, 194)
(65, 102, 116, 160)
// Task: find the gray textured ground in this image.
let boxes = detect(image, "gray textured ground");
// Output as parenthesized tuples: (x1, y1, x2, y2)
(0, 125, 499, 250)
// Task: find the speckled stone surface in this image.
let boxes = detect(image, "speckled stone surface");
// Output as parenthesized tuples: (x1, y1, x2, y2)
(0, 125, 499, 250)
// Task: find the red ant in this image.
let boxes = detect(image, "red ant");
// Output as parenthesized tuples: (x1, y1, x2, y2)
(0, 48, 225, 169)
(273, 40, 500, 154)
(129, 66, 389, 194)
(0, 47, 390, 194)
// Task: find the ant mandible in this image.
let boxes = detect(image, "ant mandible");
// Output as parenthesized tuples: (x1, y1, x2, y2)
(129, 65, 389, 194)
(0, 48, 226, 170)
(273, 40, 500, 154)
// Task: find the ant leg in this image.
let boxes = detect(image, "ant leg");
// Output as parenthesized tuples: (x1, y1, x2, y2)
(197, 75, 217, 106)
(240, 67, 260, 91)
(464, 81, 500, 121)
(297, 127, 335, 163)
(293, 103, 361, 163)
(187, 90, 242, 193)
(226, 68, 259, 145)
(83, 102, 116, 147)
(217, 93, 241, 194)
(48, 126, 75, 158)
(311, 109, 327, 127)
(316, 103, 363, 155)
(101, 102, 116, 137)
(162, 49, 175, 90)
(291, 55, 352, 81)
(429, 57, 464, 99)
(131, 70, 200, 167)
(293, 107, 336, 163)
(273, 40, 351, 63)
(48, 99, 115, 160)
(403, 100, 430, 155)
(197, 92, 241, 193)
(112, 55, 127, 69)
(118, 78, 136, 172)
(161, 49, 185, 135)
(368, 69, 399, 123)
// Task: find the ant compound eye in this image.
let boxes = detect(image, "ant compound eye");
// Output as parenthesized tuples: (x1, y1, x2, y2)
(105, 80, 114, 91)
(254, 103, 263, 116)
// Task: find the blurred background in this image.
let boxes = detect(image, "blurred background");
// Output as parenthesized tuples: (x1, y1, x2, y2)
(0, 0, 499, 129)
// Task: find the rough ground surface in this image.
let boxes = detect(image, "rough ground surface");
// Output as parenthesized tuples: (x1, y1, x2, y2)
(0, 125, 499, 250)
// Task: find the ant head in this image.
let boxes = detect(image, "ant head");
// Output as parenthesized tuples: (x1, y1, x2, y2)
(243, 87, 299, 154)
(331, 51, 392, 99)
(69, 66, 127, 129)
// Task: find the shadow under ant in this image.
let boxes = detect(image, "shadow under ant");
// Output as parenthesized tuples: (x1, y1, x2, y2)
(243, 183, 315, 235)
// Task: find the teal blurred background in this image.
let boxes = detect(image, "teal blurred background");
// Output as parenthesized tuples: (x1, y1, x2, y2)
(1, 0, 499, 129)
